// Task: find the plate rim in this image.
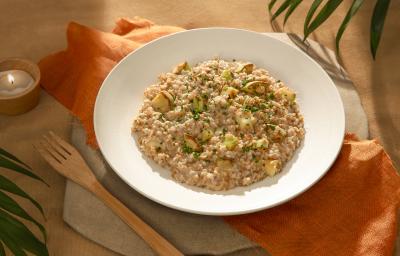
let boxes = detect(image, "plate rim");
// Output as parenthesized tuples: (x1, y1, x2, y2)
(94, 27, 345, 215)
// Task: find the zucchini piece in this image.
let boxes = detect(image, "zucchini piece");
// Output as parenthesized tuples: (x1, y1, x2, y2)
(236, 63, 254, 74)
(151, 91, 174, 113)
(242, 81, 269, 94)
(173, 61, 190, 74)
(201, 129, 214, 142)
(223, 133, 238, 150)
(192, 96, 205, 112)
(236, 111, 256, 130)
(275, 87, 296, 102)
(221, 69, 233, 81)
(262, 159, 280, 176)
(254, 138, 269, 150)
(222, 86, 239, 98)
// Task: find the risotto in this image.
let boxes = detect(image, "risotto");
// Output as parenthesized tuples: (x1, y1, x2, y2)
(132, 59, 305, 190)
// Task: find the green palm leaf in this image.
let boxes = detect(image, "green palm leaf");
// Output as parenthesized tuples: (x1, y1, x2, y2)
(0, 190, 46, 241)
(0, 209, 48, 256)
(269, 0, 391, 59)
(0, 175, 44, 217)
(271, 0, 294, 21)
(0, 242, 5, 256)
(0, 149, 30, 170)
(0, 154, 48, 186)
(284, 0, 303, 25)
(0, 234, 26, 256)
(303, 0, 323, 38)
(0, 148, 48, 255)
(305, 0, 343, 39)
(336, 0, 364, 53)
(371, 0, 391, 58)
(268, 0, 277, 11)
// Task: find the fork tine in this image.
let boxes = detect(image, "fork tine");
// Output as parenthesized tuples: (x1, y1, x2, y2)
(34, 142, 63, 168)
(43, 134, 69, 159)
(49, 131, 74, 154)
(39, 140, 64, 163)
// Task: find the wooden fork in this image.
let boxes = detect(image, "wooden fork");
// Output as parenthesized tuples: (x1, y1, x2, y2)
(35, 131, 183, 256)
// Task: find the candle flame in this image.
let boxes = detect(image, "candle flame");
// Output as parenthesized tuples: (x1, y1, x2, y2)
(7, 74, 15, 85)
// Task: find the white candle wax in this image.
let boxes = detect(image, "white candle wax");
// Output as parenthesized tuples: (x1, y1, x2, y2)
(0, 70, 35, 96)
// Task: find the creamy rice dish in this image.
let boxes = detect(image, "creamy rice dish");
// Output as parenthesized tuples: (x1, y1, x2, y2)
(132, 59, 305, 190)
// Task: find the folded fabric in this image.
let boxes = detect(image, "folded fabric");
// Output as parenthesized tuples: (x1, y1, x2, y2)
(226, 134, 400, 256)
(39, 18, 400, 256)
(39, 17, 183, 147)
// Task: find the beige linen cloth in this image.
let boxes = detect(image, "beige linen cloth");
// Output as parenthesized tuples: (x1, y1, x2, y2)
(62, 33, 368, 256)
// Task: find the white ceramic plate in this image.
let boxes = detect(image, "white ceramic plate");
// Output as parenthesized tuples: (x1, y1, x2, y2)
(94, 28, 345, 215)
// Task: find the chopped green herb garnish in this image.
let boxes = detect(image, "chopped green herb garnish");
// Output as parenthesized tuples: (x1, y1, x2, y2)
(193, 112, 200, 120)
(260, 103, 269, 109)
(242, 146, 252, 152)
(250, 106, 259, 113)
(182, 143, 193, 154)
(222, 128, 227, 135)
(158, 114, 166, 121)
(200, 74, 209, 84)
(267, 93, 275, 100)
(193, 152, 200, 159)
(244, 105, 259, 113)
(241, 77, 254, 86)
(267, 124, 276, 130)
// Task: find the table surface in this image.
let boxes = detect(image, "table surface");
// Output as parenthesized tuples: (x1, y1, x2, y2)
(0, 1, 399, 255)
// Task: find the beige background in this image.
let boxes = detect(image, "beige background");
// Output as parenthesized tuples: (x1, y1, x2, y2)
(0, 0, 399, 255)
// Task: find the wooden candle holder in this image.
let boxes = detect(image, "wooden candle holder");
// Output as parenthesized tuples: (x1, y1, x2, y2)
(0, 58, 41, 115)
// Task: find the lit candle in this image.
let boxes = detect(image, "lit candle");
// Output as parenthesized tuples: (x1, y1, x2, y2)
(0, 58, 41, 115)
(0, 70, 35, 96)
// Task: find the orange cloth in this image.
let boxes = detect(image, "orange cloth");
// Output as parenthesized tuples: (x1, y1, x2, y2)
(225, 134, 400, 256)
(39, 17, 184, 147)
(39, 18, 400, 256)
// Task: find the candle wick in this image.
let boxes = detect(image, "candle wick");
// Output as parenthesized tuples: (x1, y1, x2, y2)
(7, 74, 15, 86)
